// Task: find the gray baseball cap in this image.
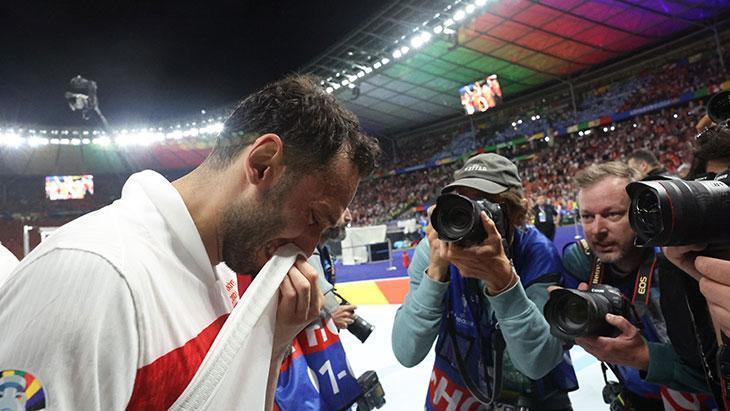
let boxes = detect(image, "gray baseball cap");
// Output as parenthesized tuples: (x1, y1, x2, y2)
(442, 153, 523, 195)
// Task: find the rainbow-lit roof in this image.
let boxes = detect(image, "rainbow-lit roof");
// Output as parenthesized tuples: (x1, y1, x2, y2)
(308, 0, 730, 134)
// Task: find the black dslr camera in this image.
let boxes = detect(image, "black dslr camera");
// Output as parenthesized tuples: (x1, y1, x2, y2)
(330, 290, 374, 343)
(544, 284, 631, 341)
(355, 371, 386, 411)
(430, 192, 507, 246)
(625, 170, 730, 255)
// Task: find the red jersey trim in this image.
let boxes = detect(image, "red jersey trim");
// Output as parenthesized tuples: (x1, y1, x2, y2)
(126, 314, 229, 410)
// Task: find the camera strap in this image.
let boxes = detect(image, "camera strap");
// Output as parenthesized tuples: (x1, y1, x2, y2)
(717, 334, 730, 411)
(590, 254, 657, 307)
(447, 319, 505, 407)
(444, 276, 505, 407)
(685, 287, 728, 410)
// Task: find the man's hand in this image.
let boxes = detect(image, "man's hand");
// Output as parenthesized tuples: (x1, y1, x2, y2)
(330, 304, 357, 329)
(696, 256, 730, 335)
(443, 211, 514, 294)
(697, 114, 713, 133)
(272, 257, 324, 357)
(267, 257, 323, 411)
(575, 314, 650, 370)
(425, 205, 450, 282)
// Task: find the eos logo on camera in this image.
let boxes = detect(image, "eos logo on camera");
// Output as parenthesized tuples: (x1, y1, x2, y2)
(637, 276, 648, 295)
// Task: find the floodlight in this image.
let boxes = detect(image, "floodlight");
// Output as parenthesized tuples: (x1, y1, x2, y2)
(411, 36, 424, 48)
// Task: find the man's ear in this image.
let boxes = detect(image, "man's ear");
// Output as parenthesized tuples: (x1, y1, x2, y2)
(244, 133, 284, 186)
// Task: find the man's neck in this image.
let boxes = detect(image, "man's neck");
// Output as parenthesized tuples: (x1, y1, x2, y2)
(172, 168, 227, 267)
(611, 247, 651, 274)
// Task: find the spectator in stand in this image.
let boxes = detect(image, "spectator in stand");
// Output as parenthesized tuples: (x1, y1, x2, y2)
(627, 149, 667, 179)
(531, 195, 559, 241)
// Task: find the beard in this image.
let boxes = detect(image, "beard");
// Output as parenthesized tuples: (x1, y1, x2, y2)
(220, 179, 291, 275)
(322, 224, 347, 242)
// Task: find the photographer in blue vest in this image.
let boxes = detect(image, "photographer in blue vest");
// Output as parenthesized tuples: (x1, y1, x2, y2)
(392, 153, 577, 410)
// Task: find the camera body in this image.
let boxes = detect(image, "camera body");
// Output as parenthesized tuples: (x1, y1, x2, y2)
(355, 371, 386, 411)
(626, 170, 730, 251)
(336, 293, 374, 343)
(544, 284, 631, 341)
(430, 192, 507, 246)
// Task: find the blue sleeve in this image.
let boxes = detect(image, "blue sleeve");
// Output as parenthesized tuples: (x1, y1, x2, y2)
(512, 228, 563, 286)
(392, 240, 449, 367)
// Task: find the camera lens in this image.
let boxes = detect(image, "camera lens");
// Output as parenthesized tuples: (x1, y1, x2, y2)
(348, 315, 374, 343)
(633, 190, 663, 240)
(628, 179, 730, 246)
(544, 288, 618, 339)
(563, 297, 589, 328)
(447, 207, 472, 230)
(431, 193, 488, 245)
(553, 293, 592, 336)
(708, 91, 730, 123)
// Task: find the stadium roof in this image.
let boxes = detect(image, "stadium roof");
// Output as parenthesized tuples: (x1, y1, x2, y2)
(2, 0, 730, 176)
(306, 0, 730, 135)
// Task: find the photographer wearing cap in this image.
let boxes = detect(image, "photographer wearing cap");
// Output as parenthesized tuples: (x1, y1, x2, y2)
(392, 153, 577, 410)
(560, 161, 712, 410)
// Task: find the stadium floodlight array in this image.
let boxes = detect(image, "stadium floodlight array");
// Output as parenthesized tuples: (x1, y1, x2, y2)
(0, 120, 225, 149)
(322, 0, 493, 95)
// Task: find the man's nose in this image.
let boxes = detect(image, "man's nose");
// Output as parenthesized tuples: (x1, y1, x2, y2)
(592, 216, 610, 235)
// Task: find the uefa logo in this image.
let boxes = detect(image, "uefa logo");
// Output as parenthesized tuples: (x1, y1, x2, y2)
(0, 370, 46, 411)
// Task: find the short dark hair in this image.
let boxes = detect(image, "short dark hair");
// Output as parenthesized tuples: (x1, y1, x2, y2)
(627, 149, 659, 167)
(688, 125, 730, 178)
(206, 74, 380, 176)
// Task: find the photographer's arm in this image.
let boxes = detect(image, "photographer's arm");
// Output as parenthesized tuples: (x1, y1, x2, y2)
(392, 239, 449, 367)
(644, 342, 714, 394)
(488, 279, 566, 380)
(446, 214, 566, 379)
